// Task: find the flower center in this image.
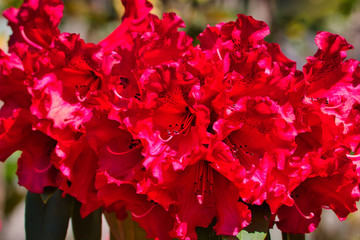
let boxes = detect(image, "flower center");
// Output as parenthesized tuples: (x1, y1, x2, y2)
(165, 109, 195, 137)
(74, 71, 102, 102)
(224, 132, 255, 170)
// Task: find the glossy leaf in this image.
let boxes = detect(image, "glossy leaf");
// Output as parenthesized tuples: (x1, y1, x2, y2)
(236, 204, 271, 240)
(72, 199, 102, 240)
(25, 189, 72, 240)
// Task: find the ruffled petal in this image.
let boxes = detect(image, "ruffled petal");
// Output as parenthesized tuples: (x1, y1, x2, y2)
(17, 131, 60, 193)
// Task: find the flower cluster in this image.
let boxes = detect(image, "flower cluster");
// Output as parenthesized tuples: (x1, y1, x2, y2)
(1, 0, 360, 239)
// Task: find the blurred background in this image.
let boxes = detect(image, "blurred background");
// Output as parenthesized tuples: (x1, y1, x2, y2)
(1, 0, 360, 239)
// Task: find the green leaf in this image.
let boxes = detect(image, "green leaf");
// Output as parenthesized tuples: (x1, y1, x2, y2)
(236, 204, 271, 240)
(72, 199, 102, 240)
(4, 150, 21, 182)
(25, 189, 72, 240)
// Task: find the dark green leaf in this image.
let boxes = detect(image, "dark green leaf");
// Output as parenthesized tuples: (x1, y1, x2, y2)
(25, 189, 72, 240)
(281, 232, 305, 240)
(25, 192, 46, 240)
(105, 210, 149, 240)
(104, 211, 125, 240)
(72, 199, 102, 240)
(223, 236, 239, 240)
(121, 212, 148, 240)
(236, 204, 271, 240)
(196, 218, 222, 240)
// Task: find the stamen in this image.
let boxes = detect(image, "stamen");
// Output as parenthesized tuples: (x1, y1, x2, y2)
(197, 171, 204, 204)
(166, 111, 195, 138)
(217, 48, 223, 60)
(158, 132, 174, 142)
(131, 204, 156, 218)
(199, 161, 204, 181)
(346, 153, 360, 158)
(224, 134, 252, 170)
(34, 163, 52, 173)
(324, 101, 345, 109)
(134, 93, 141, 100)
(113, 88, 130, 100)
(194, 161, 213, 205)
(293, 200, 315, 220)
(75, 92, 88, 102)
(106, 144, 138, 156)
(197, 194, 204, 205)
(208, 163, 213, 194)
(20, 26, 43, 50)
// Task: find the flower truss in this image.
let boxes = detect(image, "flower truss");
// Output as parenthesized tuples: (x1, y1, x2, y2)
(1, 0, 360, 239)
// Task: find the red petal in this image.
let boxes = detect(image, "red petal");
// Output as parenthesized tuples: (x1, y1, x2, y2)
(17, 131, 60, 193)
(99, 0, 153, 52)
(213, 171, 251, 235)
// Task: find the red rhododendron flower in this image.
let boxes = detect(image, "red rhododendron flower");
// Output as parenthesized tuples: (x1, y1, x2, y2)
(135, 12, 193, 66)
(0, 49, 61, 194)
(0, 109, 31, 162)
(54, 138, 102, 216)
(292, 102, 344, 159)
(96, 171, 174, 240)
(17, 130, 60, 193)
(99, 0, 153, 52)
(303, 31, 354, 98)
(28, 32, 104, 136)
(3, 0, 63, 50)
(136, 146, 251, 239)
(198, 14, 270, 53)
(123, 63, 210, 183)
(212, 96, 307, 213)
(197, 15, 297, 123)
(274, 32, 360, 234)
(1, 0, 360, 238)
(303, 32, 360, 133)
(85, 112, 144, 182)
(0, 50, 32, 161)
(0, 50, 31, 117)
(277, 149, 360, 233)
